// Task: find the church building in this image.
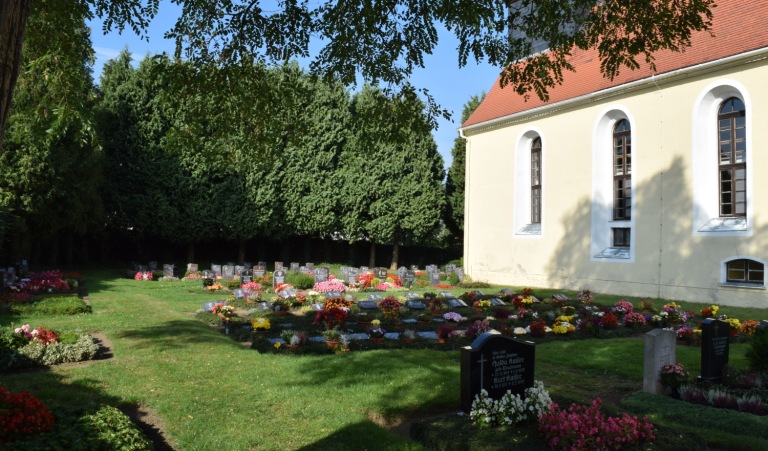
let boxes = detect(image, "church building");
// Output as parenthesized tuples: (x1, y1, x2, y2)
(460, 0, 767, 307)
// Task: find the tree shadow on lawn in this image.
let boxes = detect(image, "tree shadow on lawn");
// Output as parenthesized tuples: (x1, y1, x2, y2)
(0, 369, 174, 450)
(114, 319, 235, 350)
(296, 419, 422, 451)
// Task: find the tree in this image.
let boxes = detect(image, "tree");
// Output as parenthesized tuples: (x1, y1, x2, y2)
(445, 93, 484, 244)
(342, 86, 445, 268)
(1, 0, 716, 152)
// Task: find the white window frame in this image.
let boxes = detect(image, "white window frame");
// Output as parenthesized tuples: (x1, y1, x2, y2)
(692, 80, 753, 236)
(720, 256, 766, 289)
(514, 129, 544, 236)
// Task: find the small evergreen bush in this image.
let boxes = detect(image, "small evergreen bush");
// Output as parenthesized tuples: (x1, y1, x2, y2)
(286, 272, 314, 289)
(79, 405, 153, 450)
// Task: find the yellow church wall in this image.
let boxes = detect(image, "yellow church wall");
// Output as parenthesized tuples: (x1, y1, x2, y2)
(463, 56, 768, 308)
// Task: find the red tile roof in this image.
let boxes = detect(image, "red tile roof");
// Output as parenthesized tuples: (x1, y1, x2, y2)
(463, 0, 768, 128)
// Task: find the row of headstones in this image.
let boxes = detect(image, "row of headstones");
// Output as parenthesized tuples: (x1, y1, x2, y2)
(644, 318, 768, 394)
(185, 261, 466, 287)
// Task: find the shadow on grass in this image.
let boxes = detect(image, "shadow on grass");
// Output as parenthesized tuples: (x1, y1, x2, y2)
(0, 369, 174, 450)
(296, 419, 419, 450)
(114, 319, 236, 350)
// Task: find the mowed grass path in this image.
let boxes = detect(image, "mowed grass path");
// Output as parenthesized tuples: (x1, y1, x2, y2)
(0, 270, 763, 450)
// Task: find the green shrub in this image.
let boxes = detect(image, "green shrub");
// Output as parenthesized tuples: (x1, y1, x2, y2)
(286, 272, 314, 289)
(17, 334, 99, 366)
(447, 273, 459, 286)
(11, 296, 91, 316)
(79, 405, 153, 450)
(459, 281, 492, 289)
(746, 326, 768, 372)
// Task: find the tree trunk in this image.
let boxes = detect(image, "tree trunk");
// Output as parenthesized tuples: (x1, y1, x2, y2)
(390, 240, 400, 270)
(348, 241, 356, 267)
(238, 238, 246, 263)
(368, 241, 376, 268)
(0, 0, 32, 154)
(186, 242, 195, 263)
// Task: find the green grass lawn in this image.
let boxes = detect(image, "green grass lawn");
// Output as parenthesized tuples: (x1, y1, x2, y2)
(1, 269, 766, 450)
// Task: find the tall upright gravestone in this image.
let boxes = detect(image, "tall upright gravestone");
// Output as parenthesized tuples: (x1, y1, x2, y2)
(273, 270, 286, 288)
(460, 332, 535, 413)
(642, 328, 677, 394)
(701, 318, 730, 383)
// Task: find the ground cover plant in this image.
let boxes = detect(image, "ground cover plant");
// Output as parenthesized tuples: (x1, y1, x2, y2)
(0, 268, 765, 449)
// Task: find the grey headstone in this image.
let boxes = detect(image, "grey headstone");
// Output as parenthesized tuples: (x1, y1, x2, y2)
(314, 267, 330, 284)
(405, 292, 420, 299)
(290, 262, 300, 272)
(187, 263, 199, 273)
(439, 291, 457, 299)
(211, 264, 222, 276)
(235, 265, 245, 276)
(274, 261, 284, 270)
(306, 262, 314, 270)
(367, 293, 383, 301)
(403, 270, 416, 287)
(358, 301, 379, 310)
(325, 291, 343, 298)
(273, 269, 286, 287)
(456, 268, 465, 283)
(202, 270, 214, 278)
(360, 266, 369, 273)
(461, 333, 535, 413)
(148, 261, 158, 271)
(643, 328, 677, 394)
(257, 261, 267, 268)
(397, 266, 407, 279)
(222, 265, 235, 280)
(163, 264, 174, 277)
(429, 271, 440, 286)
(406, 300, 426, 310)
(346, 268, 358, 284)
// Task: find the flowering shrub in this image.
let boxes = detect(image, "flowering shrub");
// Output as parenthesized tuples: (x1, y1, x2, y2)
(443, 312, 464, 323)
(552, 321, 575, 334)
(623, 312, 647, 327)
(134, 271, 153, 281)
(15, 324, 60, 345)
(464, 319, 492, 339)
(576, 289, 593, 304)
(433, 283, 454, 289)
(538, 398, 655, 450)
(612, 300, 634, 315)
(314, 279, 347, 293)
(314, 308, 348, 329)
(741, 320, 759, 335)
(512, 295, 534, 309)
(251, 317, 271, 331)
(323, 297, 352, 311)
(516, 308, 539, 321)
(273, 283, 296, 294)
(600, 312, 618, 329)
(355, 272, 375, 289)
(660, 363, 690, 389)
(470, 380, 552, 427)
(701, 304, 719, 318)
(0, 387, 55, 443)
(639, 299, 656, 312)
(211, 303, 235, 319)
(528, 320, 547, 335)
(660, 302, 692, 325)
(206, 282, 224, 292)
(723, 317, 741, 331)
(378, 296, 401, 319)
(241, 281, 263, 291)
(22, 270, 71, 293)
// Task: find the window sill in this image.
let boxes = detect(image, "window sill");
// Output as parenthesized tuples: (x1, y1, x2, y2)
(699, 217, 747, 232)
(516, 224, 541, 235)
(594, 247, 631, 259)
(719, 282, 765, 290)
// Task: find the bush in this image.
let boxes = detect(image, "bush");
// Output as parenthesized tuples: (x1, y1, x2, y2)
(746, 326, 768, 372)
(10, 296, 91, 316)
(3, 333, 98, 370)
(0, 387, 55, 443)
(79, 405, 153, 450)
(286, 272, 314, 289)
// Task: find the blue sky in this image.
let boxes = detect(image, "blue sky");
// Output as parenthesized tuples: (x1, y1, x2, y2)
(86, 3, 500, 169)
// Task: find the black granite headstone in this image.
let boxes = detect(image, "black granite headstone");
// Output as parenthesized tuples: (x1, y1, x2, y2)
(460, 332, 536, 413)
(148, 261, 158, 271)
(374, 267, 388, 280)
(240, 269, 253, 285)
(489, 298, 506, 306)
(447, 299, 468, 308)
(701, 318, 730, 383)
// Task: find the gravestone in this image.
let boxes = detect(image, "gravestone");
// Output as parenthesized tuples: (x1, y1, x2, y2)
(374, 267, 388, 280)
(340, 266, 349, 276)
(136, 265, 148, 273)
(274, 261, 284, 271)
(460, 332, 536, 413)
(429, 271, 441, 286)
(211, 264, 222, 276)
(314, 267, 330, 284)
(403, 270, 416, 287)
(440, 291, 457, 299)
(163, 264, 174, 277)
(202, 302, 218, 312)
(306, 262, 314, 270)
(290, 262, 300, 272)
(222, 265, 236, 280)
(235, 265, 245, 276)
(346, 269, 358, 284)
(700, 318, 730, 383)
(367, 293, 384, 301)
(456, 268, 465, 283)
(405, 300, 426, 310)
(234, 289, 245, 299)
(202, 270, 214, 278)
(227, 262, 236, 266)
(358, 300, 379, 310)
(360, 266, 369, 273)
(148, 261, 158, 271)
(642, 329, 677, 394)
(426, 264, 438, 273)
(445, 264, 456, 275)
(278, 289, 297, 298)
(447, 299, 468, 308)
(240, 269, 253, 285)
(273, 270, 286, 287)
(253, 266, 266, 278)
(310, 303, 324, 311)
(397, 266, 407, 279)
(489, 298, 506, 306)
(243, 262, 251, 270)
(410, 265, 419, 271)
(405, 292, 420, 299)
(257, 261, 267, 268)
(500, 288, 514, 295)
(325, 291, 343, 298)
(187, 263, 199, 273)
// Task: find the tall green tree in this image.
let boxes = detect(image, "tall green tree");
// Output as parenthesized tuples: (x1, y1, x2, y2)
(1, 0, 716, 152)
(0, 0, 102, 263)
(343, 86, 445, 268)
(445, 93, 484, 244)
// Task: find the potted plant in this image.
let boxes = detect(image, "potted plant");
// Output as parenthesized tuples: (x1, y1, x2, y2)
(368, 319, 386, 343)
(251, 317, 271, 334)
(280, 330, 307, 349)
(428, 297, 445, 316)
(528, 320, 547, 336)
(379, 296, 401, 321)
(660, 363, 690, 397)
(472, 299, 491, 313)
(400, 329, 416, 344)
(337, 333, 352, 352)
(435, 324, 454, 343)
(272, 299, 290, 316)
(322, 328, 342, 347)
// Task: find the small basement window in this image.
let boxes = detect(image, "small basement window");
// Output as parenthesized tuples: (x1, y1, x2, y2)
(725, 259, 764, 285)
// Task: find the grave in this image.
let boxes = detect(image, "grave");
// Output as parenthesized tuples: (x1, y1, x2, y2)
(360, 266, 369, 273)
(500, 288, 514, 295)
(273, 270, 286, 287)
(410, 265, 419, 271)
(358, 301, 379, 310)
(253, 265, 266, 278)
(429, 271, 440, 286)
(325, 291, 343, 298)
(700, 318, 730, 383)
(552, 294, 570, 303)
(306, 262, 314, 270)
(405, 292, 420, 299)
(163, 264, 174, 277)
(148, 261, 158, 271)
(456, 268, 465, 283)
(257, 261, 267, 268)
(278, 289, 297, 298)
(187, 263, 198, 273)
(460, 332, 535, 413)
(222, 265, 236, 280)
(240, 269, 253, 285)
(489, 298, 506, 306)
(274, 261, 283, 270)
(346, 268, 358, 284)
(397, 266, 407, 279)
(136, 265, 148, 272)
(201, 270, 214, 278)
(405, 300, 426, 310)
(235, 265, 244, 276)
(642, 328, 677, 394)
(290, 262, 300, 271)
(211, 264, 222, 276)
(445, 263, 456, 274)
(439, 291, 457, 299)
(367, 293, 383, 301)
(403, 270, 416, 287)
(447, 299, 468, 308)
(374, 267, 388, 280)
(314, 267, 330, 284)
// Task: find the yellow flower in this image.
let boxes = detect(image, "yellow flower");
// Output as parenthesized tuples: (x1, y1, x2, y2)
(274, 342, 281, 348)
(522, 297, 533, 305)
(371, 319, 381, 327)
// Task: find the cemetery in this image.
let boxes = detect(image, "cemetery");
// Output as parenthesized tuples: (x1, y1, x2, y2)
(0, 263, 766, 449)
